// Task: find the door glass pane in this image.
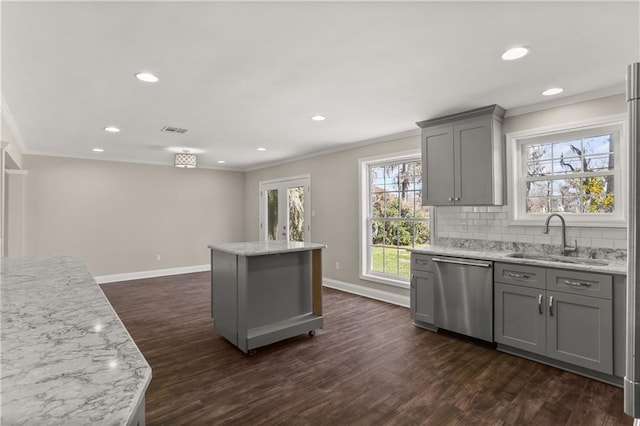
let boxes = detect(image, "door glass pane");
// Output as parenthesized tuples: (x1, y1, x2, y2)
(288, 186, 304, 242)
(267, 189, 278, 241)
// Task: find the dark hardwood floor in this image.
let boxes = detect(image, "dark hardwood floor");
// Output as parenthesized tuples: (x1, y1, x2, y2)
(101, 272, 631, 425)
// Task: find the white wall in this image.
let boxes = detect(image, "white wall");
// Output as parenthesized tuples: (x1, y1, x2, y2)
(23, 155, 245, 276)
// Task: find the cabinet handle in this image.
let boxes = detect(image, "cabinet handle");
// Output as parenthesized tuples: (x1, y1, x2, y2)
(454, 197, 460, 201)
(410, 274, 415, 288)
(448, 197, 454, 202)
(416, 259, 429, 265)
(508, 272, 530, 279)
(549, 296, 554, 316)
(563, 280, 592, 288)
(538, 294, 543, 314)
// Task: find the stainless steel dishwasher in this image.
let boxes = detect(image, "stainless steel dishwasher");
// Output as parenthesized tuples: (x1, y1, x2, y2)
(432, 256, 493, 342)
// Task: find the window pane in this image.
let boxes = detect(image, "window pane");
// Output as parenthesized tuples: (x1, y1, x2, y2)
(582, 176, 615, 213)
(584, 134, 612, 155)
(551, 196, 581, 213)
(551, 179, 581, 196)
(552, 139, 582, 159)
(526, 197, 550, 213)
(526, 180, 551, 197)
(384, 165, 398, 191)
(267, 189, 278, 240)
(383, 246, 399, 275)
(585, 154, 615, 171)
(527, 144, 552, 161)
(527, 160, 553, 177)
(370, 165, 385, 188)
(553, 156, 582, 174)
(288, 186, 304, 242)
(371, 220, 385, 245)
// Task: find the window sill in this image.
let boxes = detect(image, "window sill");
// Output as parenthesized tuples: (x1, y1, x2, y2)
(360, 273, 410, 289)
(507, 215, 627, 228)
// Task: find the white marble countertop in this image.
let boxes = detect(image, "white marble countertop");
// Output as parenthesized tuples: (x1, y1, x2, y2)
(0, 256, 151, 425)
(410, 246, 627, 275)
(209, 240, 327, 256)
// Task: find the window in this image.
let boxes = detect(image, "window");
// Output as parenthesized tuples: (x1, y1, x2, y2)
(359, 152, 430, 287)
(507, 116, 626, 226)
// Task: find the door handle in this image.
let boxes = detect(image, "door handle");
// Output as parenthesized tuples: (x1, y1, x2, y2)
(538, 294, 543, 314)
(549, 295, 554, 316)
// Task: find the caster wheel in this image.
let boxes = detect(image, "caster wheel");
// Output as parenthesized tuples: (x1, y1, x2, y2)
(308, 330, 316, 337)
(248, 349, 256, 356)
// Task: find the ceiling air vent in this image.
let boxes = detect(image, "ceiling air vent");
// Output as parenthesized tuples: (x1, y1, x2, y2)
(160, 126, 188, 134)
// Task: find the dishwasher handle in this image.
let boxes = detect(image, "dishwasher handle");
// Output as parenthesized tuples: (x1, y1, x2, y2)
(432, 257, 492, 268)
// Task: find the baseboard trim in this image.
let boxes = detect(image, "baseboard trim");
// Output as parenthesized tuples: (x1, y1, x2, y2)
(96, 264, 210, 284)
(323, 278, 409, 308)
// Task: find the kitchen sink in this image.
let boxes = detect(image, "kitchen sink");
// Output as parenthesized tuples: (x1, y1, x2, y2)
(506, 252, 610, 266)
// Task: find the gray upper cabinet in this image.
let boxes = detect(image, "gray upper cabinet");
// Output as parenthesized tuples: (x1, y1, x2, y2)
(417, 105, 506, 206)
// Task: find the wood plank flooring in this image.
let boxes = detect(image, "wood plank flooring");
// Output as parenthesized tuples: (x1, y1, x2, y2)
(100, 272, 631, 425)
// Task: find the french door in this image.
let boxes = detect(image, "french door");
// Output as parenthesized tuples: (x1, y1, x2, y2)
(259, 176, 311, 242)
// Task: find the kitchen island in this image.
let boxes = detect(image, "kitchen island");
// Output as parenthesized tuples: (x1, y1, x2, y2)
(209, 241, 326, 354)
(0, 256, 150, 425)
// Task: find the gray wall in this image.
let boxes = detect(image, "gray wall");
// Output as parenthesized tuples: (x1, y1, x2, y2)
(23, 155, 245, 276)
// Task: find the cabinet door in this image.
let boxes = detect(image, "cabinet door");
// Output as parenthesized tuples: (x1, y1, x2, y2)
(546, 290, 613, 374)
(422, 124, 454, 206)
(454, 117, 495, 205)
(410, 270, 434, 325)
(494, 282, 546, 355)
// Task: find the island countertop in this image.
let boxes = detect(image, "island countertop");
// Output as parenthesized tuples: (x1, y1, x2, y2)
(208, 240, 327, 256)
(0, 256, 151, 425)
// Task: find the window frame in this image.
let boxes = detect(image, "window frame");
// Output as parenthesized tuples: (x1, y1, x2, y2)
(358, 150, 431, 288)
(506, 114, 627, 227)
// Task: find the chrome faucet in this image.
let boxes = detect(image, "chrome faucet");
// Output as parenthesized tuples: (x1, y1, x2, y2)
(543, 213, 578, 256)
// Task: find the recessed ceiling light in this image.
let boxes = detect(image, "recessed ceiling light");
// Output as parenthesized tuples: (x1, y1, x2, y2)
(217, 160, 226, 164)
(104, 126, 120, 133)
(501, 47, 529, 61)
(257, 147, 267, 152)
(542, 87, 564, 96)
(311, 115, 326, 121)
(135, 72, 159, 83)
(92, 148, 104, 152)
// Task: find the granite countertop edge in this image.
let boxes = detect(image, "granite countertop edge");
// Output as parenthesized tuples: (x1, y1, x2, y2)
(409, 246, 627, 275)
(209, 241, 327, 256)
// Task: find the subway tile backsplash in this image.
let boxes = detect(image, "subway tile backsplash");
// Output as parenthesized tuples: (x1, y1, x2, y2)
(434, 206, 627, 260)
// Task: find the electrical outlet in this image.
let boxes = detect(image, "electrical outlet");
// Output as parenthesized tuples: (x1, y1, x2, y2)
(156, 255, 161, 262)
(335, 262, 340, 270)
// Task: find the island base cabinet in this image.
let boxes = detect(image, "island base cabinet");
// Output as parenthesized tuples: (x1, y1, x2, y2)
(410, 270, 434, 326)
(547, 290, 613, 374)
(494, 282, 545, 355)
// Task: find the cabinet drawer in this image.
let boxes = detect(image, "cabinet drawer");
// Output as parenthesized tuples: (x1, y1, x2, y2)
(411, 254, 434, 272)
(494, 262, 545, 289)
(547, 269, 612, 300)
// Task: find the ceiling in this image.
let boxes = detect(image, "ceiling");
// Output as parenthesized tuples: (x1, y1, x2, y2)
(2, 1, 638, 171)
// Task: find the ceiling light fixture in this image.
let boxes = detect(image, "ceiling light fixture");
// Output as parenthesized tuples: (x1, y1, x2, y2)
(217, 160, 226, 164)
(311, 115, 326, 121)
(257, 147, 267, 152)
(104, 126, 120, 133)
(501, 46, 529, 61)
(175, 152, 197, 168)
(542, 87, 564, 96)
(135, 72, 159, 83)
(92, 148, 104, 152)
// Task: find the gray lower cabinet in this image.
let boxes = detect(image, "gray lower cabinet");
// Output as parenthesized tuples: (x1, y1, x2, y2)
(411, 270, 434, 325)
(410, 253, 435, 328)
(494, 262, 614, 375)
(494, 282, 545, 355)
(547, 290, 612, 373)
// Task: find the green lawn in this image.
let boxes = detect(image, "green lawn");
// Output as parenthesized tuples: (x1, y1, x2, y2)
(371, 245, 412, 278)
